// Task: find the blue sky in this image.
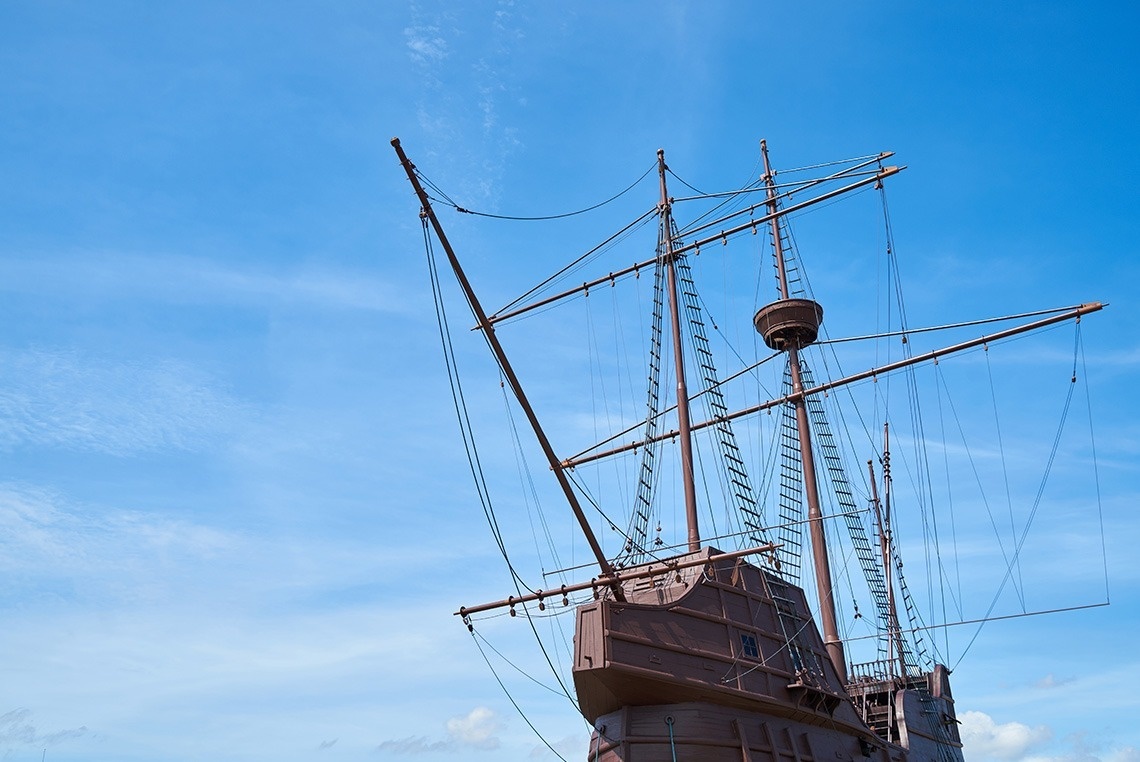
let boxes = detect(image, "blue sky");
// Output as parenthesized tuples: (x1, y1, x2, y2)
(0, 2, 1137, 760)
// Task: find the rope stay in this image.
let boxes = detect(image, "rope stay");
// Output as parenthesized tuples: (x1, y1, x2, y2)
(469, 627, 572, 762)
(675, 231, 775, 556)
(417, 161, 657, 221)
(615, 225, 668, 566)
(952, 320, 1090, 668)
(424, 216, 586, 717)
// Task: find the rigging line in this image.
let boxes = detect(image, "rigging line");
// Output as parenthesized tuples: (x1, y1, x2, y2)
(494, 167, 901, 328)
(666, 166, 710, 195)
(514, 599, 581, 714)
(614, 273, 640, 527)
(577, 306, 1100, 468)
(670, 169, 886, 207)
(1079, 328, 1110, 603)
(816, 305, 1091, 346)
(843, 601, 1110, 644)
(677, 165, 887, 235)
(540, 506, 862, 578)
(693, 436, 722, 541)
(674, 181, 761, 239)
(934, 366, 966, 623)
(425, 220, 514, 570)
(500, 376, 564, 580)
(460, 360, 579, 716)
(468, 629, 571, 762)
(565, 470, 641, 556)
(471, 628, 570, 698)
(442, 161, 657, 221)
(908, 354, 948, 665)
(414, 169, 462, 208)
(935, 362, 1023, 606)
(667, 144, 765, 202)
(428, 213, 572, 703)
(782, 152, 882, 174)
(953, 324, 1083, 668)
(676, 164, 886, 242)
(986, 346, 1027, 611)
(493, 207, 658, 318)
(563, 350, 783, 465)
(669, 174, 852, 203)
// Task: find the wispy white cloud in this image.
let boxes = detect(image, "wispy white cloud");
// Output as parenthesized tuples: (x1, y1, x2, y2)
(1034, 673, 1076, 690)
(402, 1, 524, 210)
(529, 734, 585, 759)
(0, 253, 413, 314)
(0, 709, 88, 750)
(404, 25, 449, 66)
(0, 348, 244, 455)
(0, 483, 235, 610)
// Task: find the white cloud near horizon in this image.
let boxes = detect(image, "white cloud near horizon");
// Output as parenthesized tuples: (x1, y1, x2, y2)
(377, 706, 502, 755)
(962, 710, 1140, 762)
(962, 710, 1052, 761)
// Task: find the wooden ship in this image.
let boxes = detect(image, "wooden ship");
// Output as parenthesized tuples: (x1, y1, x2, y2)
(393, 137, 1101, 761)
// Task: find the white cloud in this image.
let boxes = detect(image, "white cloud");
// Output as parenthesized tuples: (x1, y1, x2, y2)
(1035, 673, 1075, 690)
(404, 26, 449, 65)
(0, 348, 244, 455)
(0, 708, 88, 750)
(0, 253, 413, 315)
(0, 483, 231, 565)
(961, 710, 1052, 761)
(378, 706, 501, 755)
(446, 706, 500, 750)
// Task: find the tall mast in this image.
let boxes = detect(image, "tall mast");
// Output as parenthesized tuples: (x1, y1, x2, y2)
(392, 138, 623, 596)
(657, 149, 701, 552)
(755, 139, 847, 680)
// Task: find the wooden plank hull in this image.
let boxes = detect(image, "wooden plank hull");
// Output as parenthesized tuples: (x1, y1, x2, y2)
(573, 548, 963, 762)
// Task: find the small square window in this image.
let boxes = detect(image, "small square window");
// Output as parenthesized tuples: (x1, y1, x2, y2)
(740, 633, 760, 659)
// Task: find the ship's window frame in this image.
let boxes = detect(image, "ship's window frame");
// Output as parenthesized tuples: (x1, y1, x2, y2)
(740, 633, 760, 660)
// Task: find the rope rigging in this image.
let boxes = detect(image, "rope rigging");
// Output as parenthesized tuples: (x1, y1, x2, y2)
(423, 216, 587, 720)
(416, 161, 656, 221)
(953, 321, 1090, 667)
(469, 627, 571, 762)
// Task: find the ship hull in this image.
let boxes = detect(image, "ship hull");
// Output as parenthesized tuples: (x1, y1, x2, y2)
(573, 548, 963, 762)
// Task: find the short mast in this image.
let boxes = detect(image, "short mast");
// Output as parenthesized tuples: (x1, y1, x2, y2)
(880, 423, 906, 680)
(755, 139, 848, 681)
(391, 138, 623, 594)
(657, 149, 701, 552)
(868, 425, 906, 683)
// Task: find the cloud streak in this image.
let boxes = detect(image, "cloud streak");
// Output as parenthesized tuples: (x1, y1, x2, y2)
(0, 348, 244, 455)
(0, 708, 88, 751)
(0, 253, 413, 315)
